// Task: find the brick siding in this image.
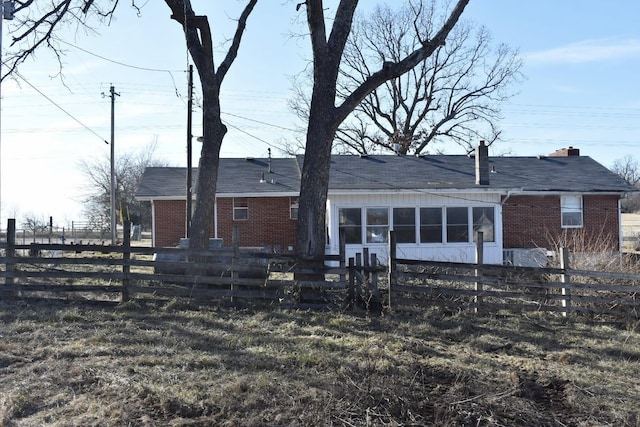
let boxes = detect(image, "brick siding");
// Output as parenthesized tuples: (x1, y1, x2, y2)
(154, 197, 297, 251)
(153, 200, 187, 247)
(502, 194, 620, 251)
(217, 197, 297, 252)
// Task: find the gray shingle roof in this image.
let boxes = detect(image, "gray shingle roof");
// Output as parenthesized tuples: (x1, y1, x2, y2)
(137, 154, 636, 200)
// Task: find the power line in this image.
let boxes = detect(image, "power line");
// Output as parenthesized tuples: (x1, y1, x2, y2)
(14, 72, 108, 145)
(59, 40, 184, 99)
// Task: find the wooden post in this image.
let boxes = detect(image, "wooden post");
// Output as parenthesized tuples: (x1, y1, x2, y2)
(363, 247, 370, 302)
(348, 257, 355, 308)
(231, 225, 240, 302)
(339, 228, 346, 285)
(560, 247, 571, 316)
(6, 219, 16, 287)
(474, 231, 484, 313)
(387, 230, 396, 310)
(121, 221, 131, 302)
(355, 252, 362, 305)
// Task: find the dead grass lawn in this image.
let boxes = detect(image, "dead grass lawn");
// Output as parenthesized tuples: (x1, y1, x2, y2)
(1, 299, 639, 426)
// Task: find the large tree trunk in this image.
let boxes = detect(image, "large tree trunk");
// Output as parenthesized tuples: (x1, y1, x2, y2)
(189, 89, 226, 250)
(296, 110, 336, 260)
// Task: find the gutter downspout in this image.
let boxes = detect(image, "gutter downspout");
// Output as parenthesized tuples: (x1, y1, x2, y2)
(151, 200, 156, 247)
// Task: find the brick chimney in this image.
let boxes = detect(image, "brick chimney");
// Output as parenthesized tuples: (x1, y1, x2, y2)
(475, 140, 489, 185)
(549, 146, 580, 157)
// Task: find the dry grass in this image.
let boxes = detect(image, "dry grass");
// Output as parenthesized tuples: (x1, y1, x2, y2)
(0, 299, 639, 426)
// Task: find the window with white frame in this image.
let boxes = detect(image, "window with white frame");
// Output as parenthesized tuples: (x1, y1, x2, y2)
(393, 208, 416, 243)
(473, 207, 495, 242)
(366, 208, 389, 243)
(339, 208, 362, 244)
(290, 197, 299, 220)
(233, 197, 248, 220)
(420, 207, 443, 243)
(561, 195, 583, 227)
(446, 207, 469, 243)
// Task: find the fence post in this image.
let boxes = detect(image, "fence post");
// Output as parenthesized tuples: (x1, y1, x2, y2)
(6, 219, 16, 287)
(474, 231, 484, 313)
(387, 230, 396, 310)
(560, 247, 571, 316)
(355, 252, 362, 305)
(121, 221, 131, 302)
(348, 257, 355, 308)
(339, 228, 346, 286)
(363, 247, 370, 302)
(231, 226, 240, 302)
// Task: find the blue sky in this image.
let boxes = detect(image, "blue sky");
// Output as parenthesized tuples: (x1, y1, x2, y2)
(1, 0, 639, 225)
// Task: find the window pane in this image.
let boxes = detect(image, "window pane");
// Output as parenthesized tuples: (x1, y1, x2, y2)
(233, 198, 248, 221)
(562, 212, 582, 226)
(394, 208, 415, 243)
(233, 197, 248, 208)
(447, 207, 468, 243)
(473, 207, 495, 242)
(366, 208, 388, 225)
(290, 197, 299, 220)
(420, 208, 442, 243)
(339, 208, 362, 226)
(561, 196, 583, 227)
(339, 208, 362, 244)
(366, 208, 388, 243)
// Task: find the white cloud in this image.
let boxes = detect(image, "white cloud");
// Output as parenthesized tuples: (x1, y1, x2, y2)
(525, 38, 640, 65)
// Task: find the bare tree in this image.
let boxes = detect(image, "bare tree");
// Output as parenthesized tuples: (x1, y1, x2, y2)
(292, 1, 522, 156)
(78, 141, 169, 231)
(612, 155, 640, 213)
(3, 0, 258, 250)
(295, 0, 470, 261)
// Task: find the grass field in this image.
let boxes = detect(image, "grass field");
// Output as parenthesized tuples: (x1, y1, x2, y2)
(1, 299, 639, 426)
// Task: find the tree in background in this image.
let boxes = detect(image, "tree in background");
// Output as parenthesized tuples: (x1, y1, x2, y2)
(295, 0, 470, 261)
(3, 0, 258, 250)
(612, 155, 640, 213)
(78, 142, 168, 231)
(291, 1, 521, 156)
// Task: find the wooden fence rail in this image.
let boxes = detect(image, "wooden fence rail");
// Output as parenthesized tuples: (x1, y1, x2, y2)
(387, 231, 640, 318)
(2, 221, 640, 318)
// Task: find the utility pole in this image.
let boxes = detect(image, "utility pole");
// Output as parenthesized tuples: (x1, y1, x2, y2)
(0, 0, 15, 230)
(107, 85, 120, 245)
(186, 65, 193, 238)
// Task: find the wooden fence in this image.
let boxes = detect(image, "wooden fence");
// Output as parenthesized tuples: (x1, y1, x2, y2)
(1, 220, 639, 318)
(388, 232, 640, 318)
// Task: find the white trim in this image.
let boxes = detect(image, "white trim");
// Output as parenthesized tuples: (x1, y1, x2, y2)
(214, 198, 218, 239)
(150, 200, 156, 247)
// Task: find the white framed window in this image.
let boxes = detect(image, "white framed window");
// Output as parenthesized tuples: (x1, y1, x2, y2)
(473, 207, 495, 242)
(366, 208, 389, 243)
(561, 195, 583, 228)
(420, 207, 443, 243)
(290, 197, 299, 220)
(446, 207, 469, 243)
(393, 207, 416, 243)
(233, 197, 248, 221)
(339, 208, 362, 244)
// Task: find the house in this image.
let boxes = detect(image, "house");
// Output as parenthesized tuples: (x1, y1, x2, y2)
(136, 143, 636, 265)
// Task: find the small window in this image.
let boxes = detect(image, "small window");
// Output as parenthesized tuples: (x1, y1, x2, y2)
(447, 207, 469, 243)
(366, 208, 389, 243)
(393, 208, 416, 243)
(420, 208, 443, 243)
(561, 195, 583, 228)
(290, 197, 299, 220)
(233, 197, 248, 221)
(473, 207, 495, 242)
(339, 208, 362, 244)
